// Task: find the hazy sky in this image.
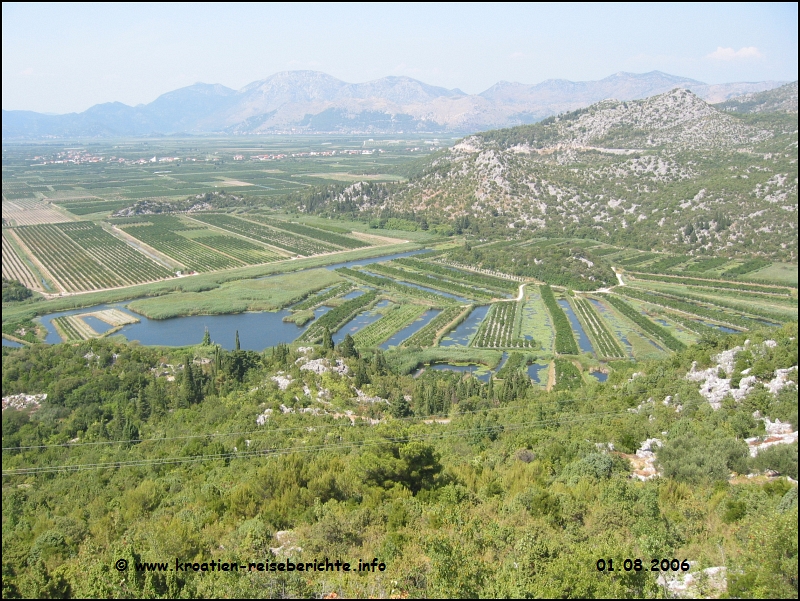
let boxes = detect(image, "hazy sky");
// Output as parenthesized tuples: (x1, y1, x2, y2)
(3, 2, 797, 114)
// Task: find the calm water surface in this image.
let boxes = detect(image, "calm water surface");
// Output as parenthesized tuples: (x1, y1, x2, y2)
(558, 299, 595, 354)
(333, 300, 391, 344)
(527, 363, 549, 384)
(33, 251, 429, 350)
(380, 309, 442, 350)
(439, 305, 489, 347)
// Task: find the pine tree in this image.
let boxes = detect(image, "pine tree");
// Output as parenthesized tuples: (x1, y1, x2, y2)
(202, 327, 211, 346)
(322, 327, 334, 351)
(339, 334, 357, 358)
(372, 350, 388, 376)
(136, 389, 150, 420)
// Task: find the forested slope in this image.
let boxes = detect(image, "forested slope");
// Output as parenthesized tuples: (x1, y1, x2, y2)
(2, 323, 797, 598)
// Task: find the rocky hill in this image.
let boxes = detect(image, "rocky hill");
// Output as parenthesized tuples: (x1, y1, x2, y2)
(315, 90, 798, 260)
(715, 81, 799, 114)
(2, 71, 788, 139)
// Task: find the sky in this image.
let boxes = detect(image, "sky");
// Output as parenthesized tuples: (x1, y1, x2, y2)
(3, 2, 797, 114)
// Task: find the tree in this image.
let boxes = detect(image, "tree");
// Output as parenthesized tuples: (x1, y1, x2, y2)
(372, 350, 388, 376)
(234, 330, 240, 351)
(322, 327, 334, 351)
(338, 334, 357, 358)
(202, 327, 211, 346)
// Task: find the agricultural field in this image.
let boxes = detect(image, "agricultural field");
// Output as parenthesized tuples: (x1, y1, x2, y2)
(290, 282, 355, 312)
(11, 222, 173, 292)
(299, 290, 379, 344)
(570, 296, 625, 359)
(368, 262, 494, 301)
(2, 232, 43, 291)
(336, 267, 458, 305)
(392, 257, 521, 294)
(470, 301, 533, 348)
(402, 305, 469, 347)
(190, 213, 340, 256)
(2, 136, 436, 211)
(603, 294, 686, 352)
(353, 304, 427, 348)
(540, 285, 579, 355)
(2, 198, 73, 225)
(249, 217, 369, 249)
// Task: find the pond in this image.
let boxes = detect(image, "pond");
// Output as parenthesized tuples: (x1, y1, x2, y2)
(379, 309, 442, 350)
(589, 371, 609, 382)
(701, 321, 741, 334)
(38, 303, 324, 350)
(558, 299, 595, 354)
(439, 305, 490, 347)
(527, 363, 549, 384)
(2, 338, 24, 348)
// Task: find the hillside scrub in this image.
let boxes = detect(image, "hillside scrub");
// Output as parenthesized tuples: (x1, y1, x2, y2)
(1, 322, 798, 597)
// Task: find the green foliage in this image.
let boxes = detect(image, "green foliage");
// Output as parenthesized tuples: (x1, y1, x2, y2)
(604, 294, 686, 351)
(656, 433, 749, 484)
(553, 358, 582, 391)
(446, 242, 616, 291)
(300, 290, 378, 343)
(2, 278, 33, 302)
(540, 285, 579, 354)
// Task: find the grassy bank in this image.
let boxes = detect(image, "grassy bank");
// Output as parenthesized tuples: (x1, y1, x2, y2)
(126, 269, 342, 319)
(385, 346, 504, 375)
(2, 242, 419, 323)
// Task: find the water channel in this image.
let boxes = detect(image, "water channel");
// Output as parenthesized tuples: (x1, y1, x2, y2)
(333, 300, 391, 345)
(557, 299, 595, 355)
(31, 250, 428, 351)
(439, 305, 490, 347)
(379, 309, 442, 350)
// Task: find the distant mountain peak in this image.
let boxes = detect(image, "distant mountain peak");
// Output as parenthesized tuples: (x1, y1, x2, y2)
(2, 70, 790, 139)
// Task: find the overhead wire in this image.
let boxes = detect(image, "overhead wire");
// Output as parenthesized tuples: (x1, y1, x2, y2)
(2, 410, 632, 476)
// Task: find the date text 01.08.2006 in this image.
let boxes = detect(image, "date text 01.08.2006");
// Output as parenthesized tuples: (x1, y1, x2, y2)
(596, 558, 690, 572)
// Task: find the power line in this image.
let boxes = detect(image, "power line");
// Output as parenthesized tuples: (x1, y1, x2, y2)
(2, 411, 631, 476)
(3, 398, 578, 452)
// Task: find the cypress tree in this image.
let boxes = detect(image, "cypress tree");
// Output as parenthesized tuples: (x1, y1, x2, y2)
(322, 327, 334, 351)
(234, 330, 240, 351)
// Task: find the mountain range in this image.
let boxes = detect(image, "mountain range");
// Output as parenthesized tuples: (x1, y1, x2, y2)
(1, 70, 789, 139)
(312, 83, 798, 261)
